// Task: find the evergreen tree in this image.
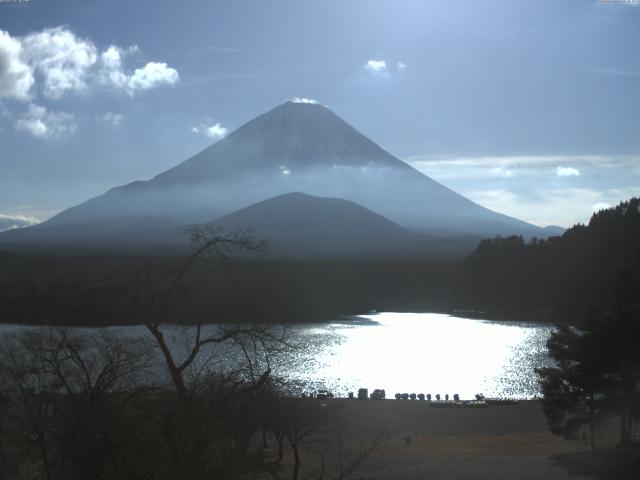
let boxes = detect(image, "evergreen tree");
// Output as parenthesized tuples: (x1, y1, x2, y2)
(537, 262, 640, 448)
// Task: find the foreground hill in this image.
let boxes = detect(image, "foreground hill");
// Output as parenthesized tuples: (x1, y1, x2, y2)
(213, 192, 419, 257)
(213, 192, 481, 258)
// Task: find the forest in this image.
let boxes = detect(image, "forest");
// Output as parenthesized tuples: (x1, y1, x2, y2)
(0, 249, 457, 327)
(452, 197, 640, 323)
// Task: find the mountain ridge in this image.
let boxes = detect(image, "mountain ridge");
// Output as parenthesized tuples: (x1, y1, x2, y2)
(0, 192, 483, 259)
(2, 101, 555, 252)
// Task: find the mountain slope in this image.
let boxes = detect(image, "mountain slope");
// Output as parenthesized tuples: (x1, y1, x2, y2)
(210, 192, 483, 258)
(212, 192, 417, 256)
(4, 100, 548, 246)
(156, 100, 410, 183)
(0, 215, 184, 254)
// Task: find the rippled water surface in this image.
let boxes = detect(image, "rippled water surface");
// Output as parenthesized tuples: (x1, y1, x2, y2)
(278, 312, 554, 399)
(0, 312, 554, 399)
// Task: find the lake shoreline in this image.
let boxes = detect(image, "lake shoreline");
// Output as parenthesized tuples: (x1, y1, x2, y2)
(448, 307, 560, 325)
(0, 305, 558, 328)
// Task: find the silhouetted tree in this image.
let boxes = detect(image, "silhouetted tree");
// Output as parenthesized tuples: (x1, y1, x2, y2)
(536, 320, 607, 448)
(102, 225, 299, 480)
(537, 295, 640, 448)
(264, 397, 382, 480)
(0, 329, 155, 480)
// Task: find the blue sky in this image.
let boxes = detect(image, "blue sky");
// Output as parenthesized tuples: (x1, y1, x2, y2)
(0, 0, 639, 229)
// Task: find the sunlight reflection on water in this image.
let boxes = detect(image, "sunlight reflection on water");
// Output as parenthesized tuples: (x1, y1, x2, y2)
(279, 312, 554, 399)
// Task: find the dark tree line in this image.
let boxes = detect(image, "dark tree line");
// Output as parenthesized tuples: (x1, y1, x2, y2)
(0, 252, 457, 327)
(452, 197, 640, 322)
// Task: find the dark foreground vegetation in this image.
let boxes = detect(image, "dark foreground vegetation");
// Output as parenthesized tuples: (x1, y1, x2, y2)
(0, 327, 381, 480)
(453, 197, 640, 322)
(0, 252, 456, 326)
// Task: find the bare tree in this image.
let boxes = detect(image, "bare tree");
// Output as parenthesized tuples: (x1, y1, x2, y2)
(107, 225, 274, 397)
(0, 328, 155, 480)
(310, 427, 384, 480)
(264, 397, 383, 480)
(95, 225, 297, 480)
(288, 400, 326, 480)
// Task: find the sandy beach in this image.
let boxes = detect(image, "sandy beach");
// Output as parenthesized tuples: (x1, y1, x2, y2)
(313, 399, 591, 480)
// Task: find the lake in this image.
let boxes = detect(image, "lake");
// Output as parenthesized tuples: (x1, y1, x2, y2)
(0, 312, 555, 399)
(281, 312, 554, 399)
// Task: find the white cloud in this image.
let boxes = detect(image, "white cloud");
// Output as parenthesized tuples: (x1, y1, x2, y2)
(365, 59, 387, 73)
(556, 166, 580, 177)
(98, 45, 128, 89)
(592, 202, 610, 212)
(407, 154, 640, 180)
(99, 46, 178, 94)
(407, 154, 640, 227)
(0, 27, 178, 103)
(21, 26, 98, 99)
(15, 103, 77, 138)
(365, 59, 407, 76)
(490, 166, 513, 178)
(100, 45, 123, 70)
(0, 30, 34, 100)
(465, 187, 635, 228)
(95, 111, 123, 126)
(280, 166, 291, 176)
(0, 213, 40, 231)
(191, 121, 227, 139)
(127, 62, 179, 91)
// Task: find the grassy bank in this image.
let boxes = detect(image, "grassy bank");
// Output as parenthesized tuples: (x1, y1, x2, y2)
(299, 399, 590, 479)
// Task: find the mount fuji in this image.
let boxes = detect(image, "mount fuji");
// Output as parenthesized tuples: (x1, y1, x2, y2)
(0, 100, 551, 255)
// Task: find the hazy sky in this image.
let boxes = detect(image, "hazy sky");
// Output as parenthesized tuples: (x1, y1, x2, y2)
(1, 0, 639, 229)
